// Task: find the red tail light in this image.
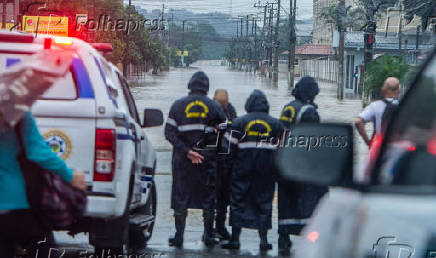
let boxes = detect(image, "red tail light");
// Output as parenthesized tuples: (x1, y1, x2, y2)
(94, 129, 116, 182)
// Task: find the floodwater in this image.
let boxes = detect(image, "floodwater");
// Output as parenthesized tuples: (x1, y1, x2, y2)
(131, 61, 368, 174)
(55, 61, 369, 257)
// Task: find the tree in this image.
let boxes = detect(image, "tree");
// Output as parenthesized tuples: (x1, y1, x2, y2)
(403, 0, 436, 31)
(364, 55, 410, 98)
(321, 2, 365, 100)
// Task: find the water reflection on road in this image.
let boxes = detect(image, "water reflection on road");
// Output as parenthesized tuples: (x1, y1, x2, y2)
(131, 62, 367, 174)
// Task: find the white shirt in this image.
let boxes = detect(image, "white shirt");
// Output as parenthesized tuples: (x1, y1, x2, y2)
(358, 98, 399, 134)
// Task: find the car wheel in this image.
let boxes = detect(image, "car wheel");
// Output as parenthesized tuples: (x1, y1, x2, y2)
(144, 180, 157, 242)
(129, 180, 157, 251)
(94, 223, 129, 257)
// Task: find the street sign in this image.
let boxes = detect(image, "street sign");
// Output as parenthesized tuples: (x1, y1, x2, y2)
(22, 16, 69, 37)
(176, 51, 189, 56)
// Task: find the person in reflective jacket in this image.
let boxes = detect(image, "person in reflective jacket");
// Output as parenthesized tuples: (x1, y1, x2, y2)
(165, 71, 226, 248)
(213, 89, 237, 240)
(221, 90, 284, 251)
(277, 77, 328, 255)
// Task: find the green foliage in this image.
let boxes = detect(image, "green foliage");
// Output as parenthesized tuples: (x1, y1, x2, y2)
(22, 0, 168, 73)
(168, 23, 204, 66)
(320, 3, 365, 31)
(364, 55, 410, 98)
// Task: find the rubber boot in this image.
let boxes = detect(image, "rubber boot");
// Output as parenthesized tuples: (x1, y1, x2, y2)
(202, 209, 219, 247)
(215, 213, 230, 241)
(221, 227, 241, 249)
(259, 229, 272, 251)
(278, 233, 292, 256)
(168, 211, 187, 248)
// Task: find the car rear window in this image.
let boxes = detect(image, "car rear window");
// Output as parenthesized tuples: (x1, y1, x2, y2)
(40, 70, 78, 100)
(0, 53, 78, 100)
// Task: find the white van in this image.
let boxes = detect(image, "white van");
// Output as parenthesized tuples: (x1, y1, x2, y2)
(0, 31, 163, 254)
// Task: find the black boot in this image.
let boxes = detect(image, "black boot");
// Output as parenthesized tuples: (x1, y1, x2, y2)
(221, 227, 241, 249)
(259, 229, 272, 251)
(278, 233, 292, 256)
(168, 211, 187, 248)
(215, 214, 231, 241)
(202, 209, 219, 247)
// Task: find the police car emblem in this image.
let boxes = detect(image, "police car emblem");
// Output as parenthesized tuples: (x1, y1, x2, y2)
(43, 129, 73, 160)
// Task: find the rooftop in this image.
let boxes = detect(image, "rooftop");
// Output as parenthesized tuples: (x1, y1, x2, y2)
(294, 44, 334, 55)
(333, 31, 434, 50)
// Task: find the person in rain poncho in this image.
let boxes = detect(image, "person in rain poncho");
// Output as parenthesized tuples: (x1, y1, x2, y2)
(277, 76, 328, 255)
(221, 89, 284, 251)
(164, 71, 226, 248)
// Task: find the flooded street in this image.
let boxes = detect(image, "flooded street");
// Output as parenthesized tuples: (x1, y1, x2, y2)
(132, 62, 368, 174)
(56, 61, 370, 257)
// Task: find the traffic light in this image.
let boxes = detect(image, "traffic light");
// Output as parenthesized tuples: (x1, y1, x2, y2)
(364, 33, 374, 49)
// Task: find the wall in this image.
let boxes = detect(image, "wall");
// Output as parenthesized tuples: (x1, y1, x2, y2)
(300, 58, 339, 82)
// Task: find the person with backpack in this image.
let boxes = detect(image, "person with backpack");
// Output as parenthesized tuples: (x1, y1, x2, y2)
(277, 77, 329, 256)
(355, 77, 400, 147)
(0, 112, 87, 258)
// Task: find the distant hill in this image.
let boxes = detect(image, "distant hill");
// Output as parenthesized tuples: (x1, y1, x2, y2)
(134, 6, 313, 59)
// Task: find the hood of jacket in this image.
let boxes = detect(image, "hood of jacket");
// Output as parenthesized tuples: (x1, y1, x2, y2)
(245, 89, 269, 113)
(292, 76, 320, 103)
(188, 71, 209, 94)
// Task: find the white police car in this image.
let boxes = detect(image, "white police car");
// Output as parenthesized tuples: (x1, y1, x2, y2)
(0, 31, 163, 254)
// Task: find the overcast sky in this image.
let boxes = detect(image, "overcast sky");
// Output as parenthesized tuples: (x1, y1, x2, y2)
(130, 0, 313, 20)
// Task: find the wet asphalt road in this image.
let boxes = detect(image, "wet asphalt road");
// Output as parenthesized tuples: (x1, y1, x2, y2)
(54, 61, 369, 257)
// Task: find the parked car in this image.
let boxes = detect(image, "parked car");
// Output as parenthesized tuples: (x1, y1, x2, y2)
(277, 48, 436, 258)
(0, 31, 163, 254)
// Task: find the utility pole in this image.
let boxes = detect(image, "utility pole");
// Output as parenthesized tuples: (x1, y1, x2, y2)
(337, 0, 345, 100)
(181, 20, 186, 67)
(254, 19, 258, 73)
(288, 0, 297, 89)
(273, 0, 281, 82)
(246, 15, 250, 71)
(161, 4, 165, 70)
(123, 0, 132, 77)
(398, 1, 403, 53)
(263, 5, 267, 64)
(268, 5, 273, 78)
(362, 3, 377, 98)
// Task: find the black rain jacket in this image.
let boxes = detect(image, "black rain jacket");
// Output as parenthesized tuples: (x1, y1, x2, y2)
(165, 72, 226, 210)
(225, 90, 284, 230)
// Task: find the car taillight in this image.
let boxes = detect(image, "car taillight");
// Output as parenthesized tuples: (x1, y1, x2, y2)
(94, 129, 116, 182)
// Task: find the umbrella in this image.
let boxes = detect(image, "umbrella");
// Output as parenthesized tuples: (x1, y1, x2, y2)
(0, 49, 73, 134)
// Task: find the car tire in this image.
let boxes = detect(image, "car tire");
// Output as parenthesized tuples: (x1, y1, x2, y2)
(94, 220, 129, 257)
(144, 180, 157, 242)
(129, 180, 157, 251)
(92, 167, 135, 257)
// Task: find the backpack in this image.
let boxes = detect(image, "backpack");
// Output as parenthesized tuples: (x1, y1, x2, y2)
(380, 99, 399, 133)
(14, 121, 87, 231)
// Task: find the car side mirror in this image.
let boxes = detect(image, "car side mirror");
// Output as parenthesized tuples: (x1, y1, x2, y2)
(276, 123, 354, 187)
(142, 109, 164, 128)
